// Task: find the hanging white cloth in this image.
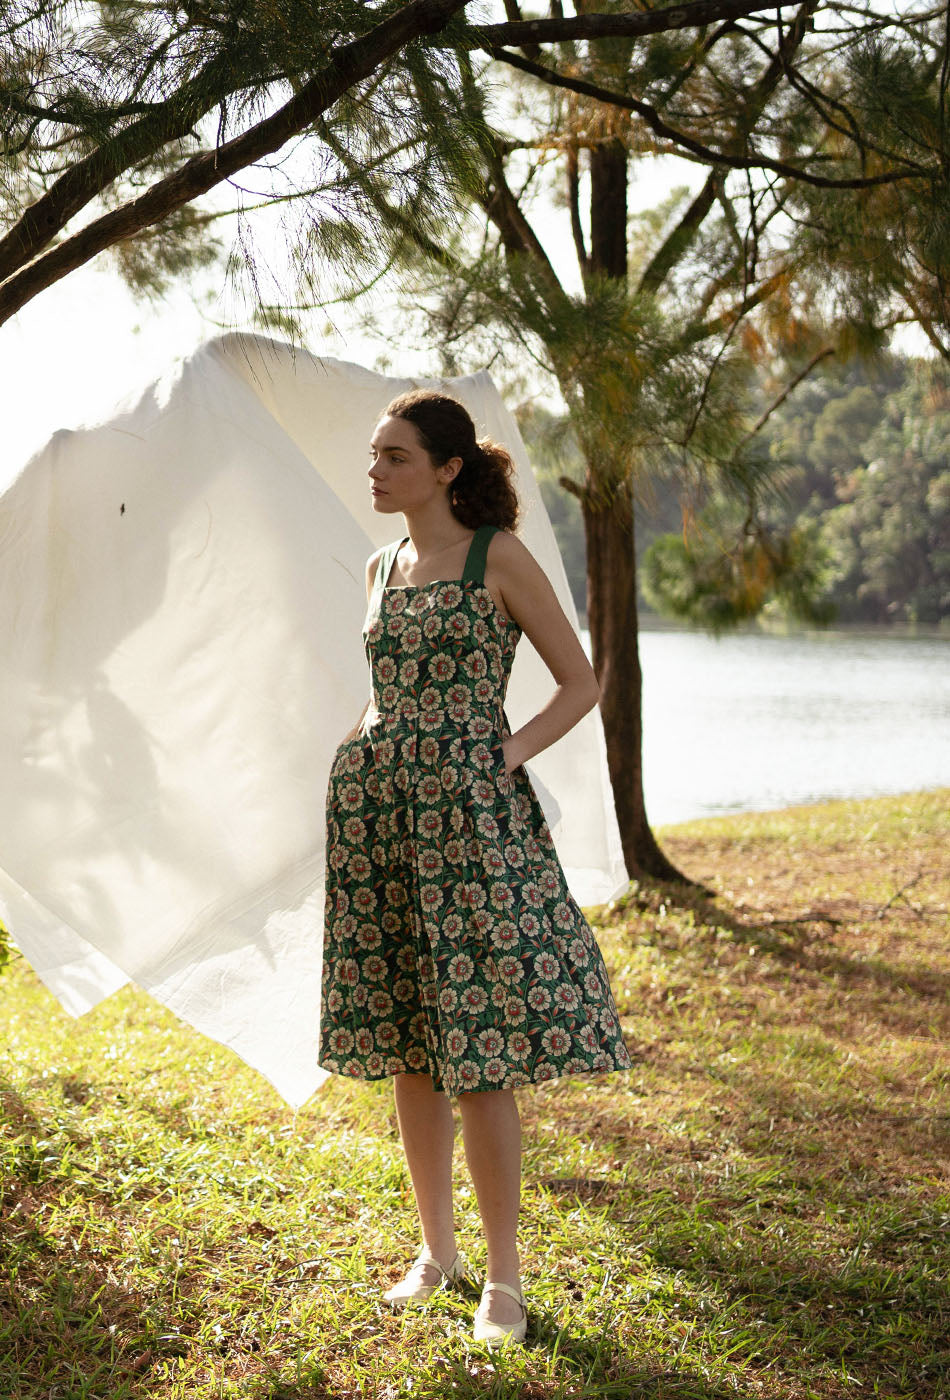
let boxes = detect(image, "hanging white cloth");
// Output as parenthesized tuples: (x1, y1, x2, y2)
(0, 333, 626, 1107)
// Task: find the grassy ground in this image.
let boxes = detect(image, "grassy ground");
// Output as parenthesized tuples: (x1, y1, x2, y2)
(1, 788, 947, 1400)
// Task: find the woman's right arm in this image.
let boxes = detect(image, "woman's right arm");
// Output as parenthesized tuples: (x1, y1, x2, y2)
(339, 548, 383, 742)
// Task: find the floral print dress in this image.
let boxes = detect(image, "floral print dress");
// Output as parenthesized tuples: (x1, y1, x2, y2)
(319, 525, 631, 1095)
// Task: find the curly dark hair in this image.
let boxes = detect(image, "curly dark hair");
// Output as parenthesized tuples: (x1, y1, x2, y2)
(383, 389, 520, 531)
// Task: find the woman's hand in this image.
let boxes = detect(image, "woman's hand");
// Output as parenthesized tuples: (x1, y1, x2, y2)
(501, 732, 522, 775)
(342, 702, 369, 745)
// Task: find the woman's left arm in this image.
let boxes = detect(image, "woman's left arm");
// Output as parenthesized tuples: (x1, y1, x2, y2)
(491, 532, 600, 774)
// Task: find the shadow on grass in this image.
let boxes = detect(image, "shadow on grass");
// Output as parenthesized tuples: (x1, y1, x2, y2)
(0, 1080, 178, 1399)
(615, 877, 950, 1018)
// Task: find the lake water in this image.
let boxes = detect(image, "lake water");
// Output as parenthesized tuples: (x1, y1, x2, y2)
(616, 630, 950, 827)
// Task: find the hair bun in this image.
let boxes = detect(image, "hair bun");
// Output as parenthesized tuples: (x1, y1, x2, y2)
(385, 390, 519, 531)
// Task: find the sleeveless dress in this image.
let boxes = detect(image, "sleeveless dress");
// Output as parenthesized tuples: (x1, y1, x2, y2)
(319, 526, 631, 1095)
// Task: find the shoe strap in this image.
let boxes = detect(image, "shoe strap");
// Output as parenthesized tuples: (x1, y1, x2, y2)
(415, 1249, 458, 1278)
(481, 1280, 525, 1306)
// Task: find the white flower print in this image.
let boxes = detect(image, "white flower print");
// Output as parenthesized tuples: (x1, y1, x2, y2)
(527, 985, 552, 1011)
(418, 774, 442, 804)
(447, 952, 475, 983)
(493, 956, 520, 985)
(369, 989, 394, 1018)
(457, 1059, 480, 1088)
(541, 1027, 571, 1056)
(355, 926, 382, 955)
(431, 654, 456, 682)
(347, 852, 372, 881)
(489, 920, 518, 951)
(418, 848, 443, 878)
(505, 998, 527, 1025)
(476, 1028, 505, 1057)
(419, 736, 440, 765)
(461, 985, 489, 1015)
(568, 937, 590, 966)
(362, 954, 387, 982)
(420, 883, 444, 913)
(533, 952, 559, 981)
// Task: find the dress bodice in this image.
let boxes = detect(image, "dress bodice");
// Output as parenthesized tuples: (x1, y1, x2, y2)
(362, 526, 521, 728)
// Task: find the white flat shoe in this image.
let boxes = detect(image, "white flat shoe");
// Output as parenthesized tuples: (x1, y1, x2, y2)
(473, 1281, 527, 1345)
(383, 1249, 463, 1307)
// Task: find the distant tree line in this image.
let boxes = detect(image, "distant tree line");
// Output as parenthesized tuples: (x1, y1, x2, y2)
(520, 355, 950, 631)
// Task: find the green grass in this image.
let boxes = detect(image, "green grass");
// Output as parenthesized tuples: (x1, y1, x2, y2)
(1, 788, 948, 1399)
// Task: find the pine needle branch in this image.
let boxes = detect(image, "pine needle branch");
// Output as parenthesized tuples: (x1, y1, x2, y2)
(484, 46, 938, 189)
(0, 0, 470, 326)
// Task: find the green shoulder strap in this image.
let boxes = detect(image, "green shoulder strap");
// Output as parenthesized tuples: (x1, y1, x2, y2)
(461, 525, 497, 585)
(370, 537, 407, 604)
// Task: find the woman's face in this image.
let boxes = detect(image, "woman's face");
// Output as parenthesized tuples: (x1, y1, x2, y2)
(368, 415, 459, 514)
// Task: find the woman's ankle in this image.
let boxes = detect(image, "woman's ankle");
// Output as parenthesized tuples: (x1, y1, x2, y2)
(421, 1236, 459, 1268)
(483, 1251, 520, 1286)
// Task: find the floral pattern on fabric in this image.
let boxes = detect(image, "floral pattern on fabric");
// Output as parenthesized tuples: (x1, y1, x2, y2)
(319, 531, 631, 1095)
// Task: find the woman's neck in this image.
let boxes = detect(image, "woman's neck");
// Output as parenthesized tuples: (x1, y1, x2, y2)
(401, 505, 472, 565)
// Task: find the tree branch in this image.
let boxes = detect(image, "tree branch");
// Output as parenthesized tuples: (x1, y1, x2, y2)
(0, 48, 244, 284)
(567, 144, 589, 281)
(682, 266, 794, 346)
(636, 169, 721, 296)
(482, 145, 565, 300)
(736, 343, 836, 449)
(0, 0, 469, 326)
(485, 45, 936, 190)
(474, 0, 779, 47)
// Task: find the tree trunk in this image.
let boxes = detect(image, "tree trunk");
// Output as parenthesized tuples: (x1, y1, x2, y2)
(581, 133, 685, 883)
(581, 476, 686, 883)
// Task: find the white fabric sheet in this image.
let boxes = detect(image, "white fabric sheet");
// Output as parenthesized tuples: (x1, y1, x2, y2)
(0, 333, 626, 1107)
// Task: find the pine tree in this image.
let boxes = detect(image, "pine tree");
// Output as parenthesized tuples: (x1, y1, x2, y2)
(344, 1, 948, 878)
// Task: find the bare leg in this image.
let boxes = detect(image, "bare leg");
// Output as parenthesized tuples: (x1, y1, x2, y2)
(392, 1072, 458, 1283)
(458, 1087, 523, 1324)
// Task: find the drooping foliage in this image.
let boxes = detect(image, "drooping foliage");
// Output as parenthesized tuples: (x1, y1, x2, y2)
(0, 0, 482, 322)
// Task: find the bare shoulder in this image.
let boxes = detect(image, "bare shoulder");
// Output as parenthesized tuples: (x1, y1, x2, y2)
(487, 529, 565, 634)
(487, 529, 547, 583)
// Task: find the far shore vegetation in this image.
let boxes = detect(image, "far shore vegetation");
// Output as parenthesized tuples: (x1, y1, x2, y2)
(1, 787, 946, 1400)
(524, 354, 950, 635)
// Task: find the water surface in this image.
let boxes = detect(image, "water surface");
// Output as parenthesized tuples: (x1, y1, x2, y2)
(629, 630, 950, 826)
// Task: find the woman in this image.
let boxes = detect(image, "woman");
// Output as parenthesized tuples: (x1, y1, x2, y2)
(319, 390, 631, 1345)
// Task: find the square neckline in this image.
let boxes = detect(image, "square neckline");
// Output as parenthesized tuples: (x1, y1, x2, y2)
(379, 530, 521, 633)
(382, 530, 480, 591)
